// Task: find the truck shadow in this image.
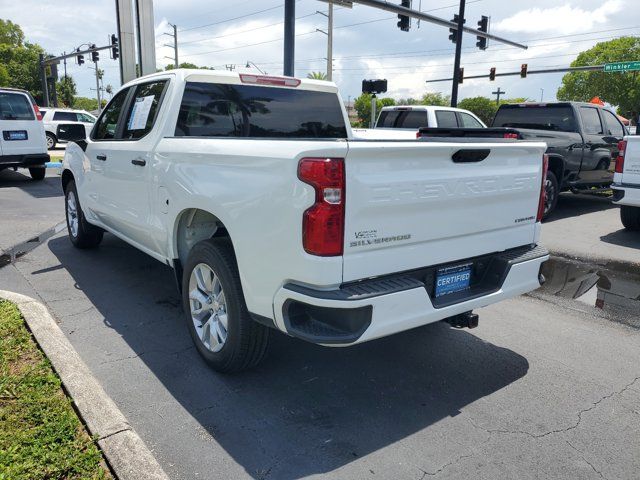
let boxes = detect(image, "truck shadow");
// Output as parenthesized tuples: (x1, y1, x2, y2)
(0, 168, 62, 199)
(545, 193, 615, 223)
(46, 235, 529, 479)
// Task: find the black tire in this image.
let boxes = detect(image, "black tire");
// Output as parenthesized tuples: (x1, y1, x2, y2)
(46, 132, 57, 150)
(542, 170, 559, 220)
(64, 179, 103, 249)
(620, 206, 640, 231)
(29, 167, 46, 181)
(182, 238, 269, 373)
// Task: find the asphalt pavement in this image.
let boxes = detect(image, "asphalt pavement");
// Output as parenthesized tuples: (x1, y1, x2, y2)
(0, 183, 639, 479)
(542, 193, 640, 267)
(0, 167, 64, 255)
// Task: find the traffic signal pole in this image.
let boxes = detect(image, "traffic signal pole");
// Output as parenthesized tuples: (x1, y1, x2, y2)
(284, 0, 295, 76)
(450, 0, 466, 107)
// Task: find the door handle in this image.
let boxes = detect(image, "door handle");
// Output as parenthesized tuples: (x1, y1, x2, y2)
(96, 154, 107, 161)
(131, 159, 147, 167)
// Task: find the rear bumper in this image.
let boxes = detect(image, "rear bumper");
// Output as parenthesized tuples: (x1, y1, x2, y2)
(0, 153, 50, 168)
(612, 183, 640, 207)
(273, 245, 549, 346)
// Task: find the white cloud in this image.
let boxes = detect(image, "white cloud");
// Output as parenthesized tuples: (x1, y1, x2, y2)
(494, 1, 624, 34)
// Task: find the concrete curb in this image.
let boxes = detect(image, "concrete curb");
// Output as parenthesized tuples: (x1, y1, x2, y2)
(0, 290, 170, 480)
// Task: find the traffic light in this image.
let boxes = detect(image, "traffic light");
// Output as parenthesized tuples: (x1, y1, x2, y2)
(458, 67, 464, 84)
(449, 14, 465, 44)
(91, 44, 99, 63)
(476, 16, 489, 50)
(76, 48, 84, 66)
(520, 63, 528, 78)
(110, 34, 119, 60)
(489, 67, 496, 81)
(397, 0, 412, 32)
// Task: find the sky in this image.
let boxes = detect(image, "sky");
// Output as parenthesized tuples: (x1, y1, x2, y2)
(1, 0, 638, 105)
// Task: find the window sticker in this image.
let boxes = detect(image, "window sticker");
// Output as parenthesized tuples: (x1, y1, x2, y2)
(128, 95, 155, 131)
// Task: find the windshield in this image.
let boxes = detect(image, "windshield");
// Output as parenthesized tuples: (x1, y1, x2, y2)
(492, 105, 577, 132)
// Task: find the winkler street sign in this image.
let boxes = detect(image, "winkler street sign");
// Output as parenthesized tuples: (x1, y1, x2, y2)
(604, 61, 640, 73)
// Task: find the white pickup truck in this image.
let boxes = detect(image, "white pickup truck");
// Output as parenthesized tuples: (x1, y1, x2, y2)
(613, 136, 640, 230)
(60, 69, 549, 373)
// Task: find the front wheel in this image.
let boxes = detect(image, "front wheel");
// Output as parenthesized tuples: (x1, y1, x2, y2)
(620, 206, 640, 231)
(182, 238, 269, 373)
(65, 180, 103, 249)
(542, 170, 559, 220)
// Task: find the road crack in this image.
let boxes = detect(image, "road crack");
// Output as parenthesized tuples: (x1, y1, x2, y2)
(415, 454, 474, 478)
(565, 440, 606, 480)
(468, 376, 640, 439)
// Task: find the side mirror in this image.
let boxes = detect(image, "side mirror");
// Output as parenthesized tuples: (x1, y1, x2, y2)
(57, 123, 88, 151)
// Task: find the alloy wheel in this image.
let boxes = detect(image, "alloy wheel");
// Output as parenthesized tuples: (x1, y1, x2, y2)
(188, 263, 228, 353)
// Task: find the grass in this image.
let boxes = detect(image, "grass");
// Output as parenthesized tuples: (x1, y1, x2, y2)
(0, 300, 111, 480)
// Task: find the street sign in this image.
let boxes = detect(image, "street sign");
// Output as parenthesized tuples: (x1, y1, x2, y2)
(604, 61, 640, 73)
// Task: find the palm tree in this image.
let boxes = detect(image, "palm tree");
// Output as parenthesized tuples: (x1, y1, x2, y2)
(307, 71, 328, 80)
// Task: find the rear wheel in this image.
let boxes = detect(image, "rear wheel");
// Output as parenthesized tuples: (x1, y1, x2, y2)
(182, 238, 270, 373)
(542, 170, 559, 220)
(65, 180, 103, 248)
(620, 206, 640, 231)
(29, 167, 46, 181)
(46, 132, 56, 150)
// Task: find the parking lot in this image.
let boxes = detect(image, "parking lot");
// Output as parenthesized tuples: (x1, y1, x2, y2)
(1, 167, 639, 479)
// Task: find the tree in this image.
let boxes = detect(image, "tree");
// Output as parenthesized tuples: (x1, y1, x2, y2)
(557, 37, 640, 120)
(0, 19, 44, 101)
(165, 62, 210, 71)
(56, 76, 77, 107)
(457, 97, 498, 125)
(420, 92, 450, 106)
(74, 97, 99, 111)
(353, 93, 396, 125)
(307, 71, 328, 80)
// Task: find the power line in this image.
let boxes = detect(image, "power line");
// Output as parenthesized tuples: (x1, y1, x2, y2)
(179, 1, 301, 33)
(181, 0, 484, 58)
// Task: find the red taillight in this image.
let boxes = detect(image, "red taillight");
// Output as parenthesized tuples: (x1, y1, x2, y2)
(615, 140, 627, 174)
(239, 73, 301, 87)
(503, 132, 519, 139)
(298, 158, 345, 256)
(33, 104, 43, 121)
(537, 154, 549, 222)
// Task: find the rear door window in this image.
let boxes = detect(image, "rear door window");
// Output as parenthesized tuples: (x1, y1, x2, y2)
(435, 110, 458, 128)
(53, 111, 78, 122)
(122, 81, 168, 140)
(0, 92, 35, 120)
(92, 88, 130, 140)
(602, 110, 625, 137)
(458, 112, 483, 128)
(492, 105, 577, 132)
(175, 82, 348, 138)
(580, 107, 604, 135)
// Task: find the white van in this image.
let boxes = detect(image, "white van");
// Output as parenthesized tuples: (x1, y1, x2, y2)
(0, 88, 49, 180)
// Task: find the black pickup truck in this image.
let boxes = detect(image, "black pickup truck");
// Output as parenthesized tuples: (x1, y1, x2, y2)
(492, 102, 627, 218)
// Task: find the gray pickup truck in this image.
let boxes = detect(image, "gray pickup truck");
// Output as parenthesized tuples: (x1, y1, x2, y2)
(492, 102, 627, 218)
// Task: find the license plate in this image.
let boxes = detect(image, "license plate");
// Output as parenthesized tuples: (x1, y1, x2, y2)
(435, 264, 472, 298)
(3, 130, 28, 141)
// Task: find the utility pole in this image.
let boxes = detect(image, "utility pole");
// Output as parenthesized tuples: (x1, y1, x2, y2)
(38, 54, 50, 107)
(492, 87, 505, 105)
(327, 2, 333, 81)
(163, 23, 178, 68)
(451, 0, 466, 107)
(94, 62, 101, 113)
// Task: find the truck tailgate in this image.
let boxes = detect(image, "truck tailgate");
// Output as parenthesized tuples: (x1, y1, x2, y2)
(342, 140, 547, 282)
(621, 137, 640, 185)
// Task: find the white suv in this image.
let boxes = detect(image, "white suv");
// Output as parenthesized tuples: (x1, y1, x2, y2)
(40, 108, 96, 149)
(0, 87, 49, 180)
